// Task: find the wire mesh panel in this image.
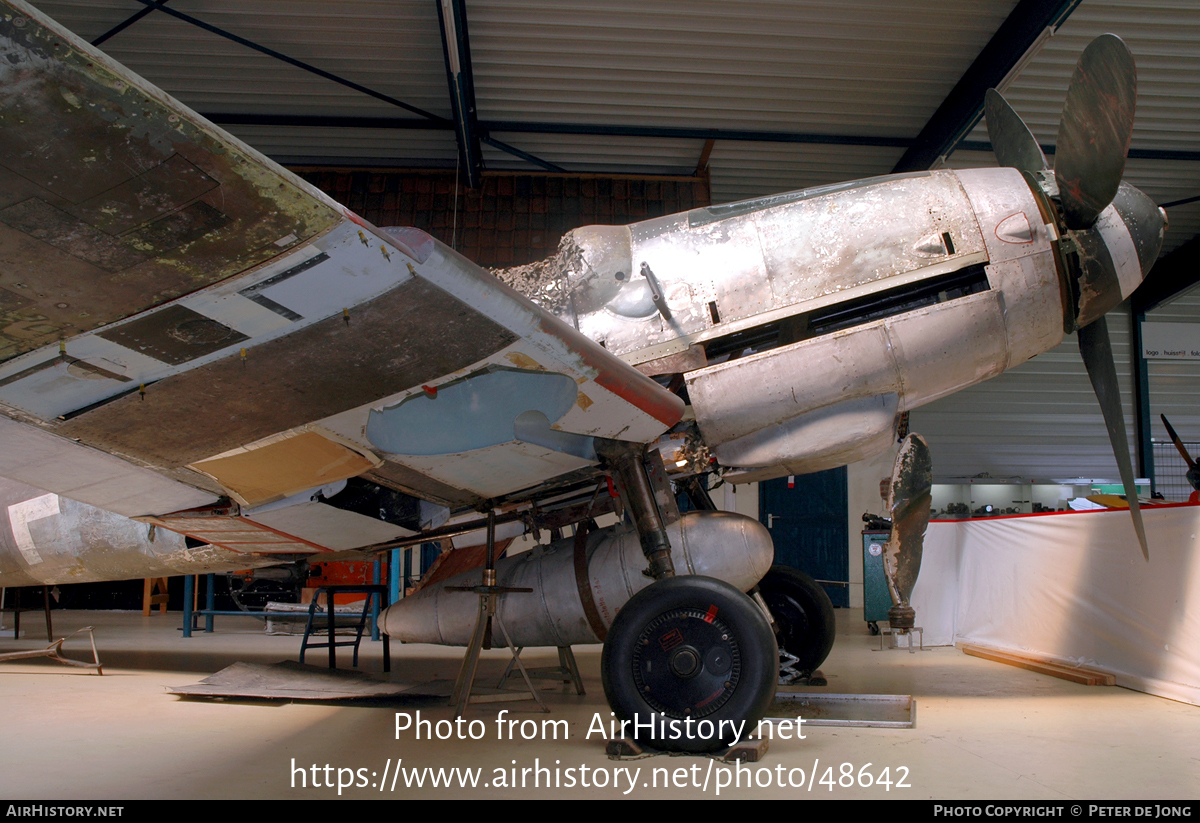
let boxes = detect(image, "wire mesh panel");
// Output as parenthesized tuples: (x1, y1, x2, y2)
(1152, 440, 1199, 502)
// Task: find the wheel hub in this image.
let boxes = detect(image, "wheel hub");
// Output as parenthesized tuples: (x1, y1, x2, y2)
(668, 646, 701, 678)
(632, 607, 741, 717)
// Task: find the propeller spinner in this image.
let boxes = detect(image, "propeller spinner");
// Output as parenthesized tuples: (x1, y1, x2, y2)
(987, 35, 1167, 561)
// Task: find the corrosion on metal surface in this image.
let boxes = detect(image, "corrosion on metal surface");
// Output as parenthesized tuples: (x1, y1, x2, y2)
(56, 277, 519, 469)
(0, 1, 340, 363)
(882, 433, 932, 628)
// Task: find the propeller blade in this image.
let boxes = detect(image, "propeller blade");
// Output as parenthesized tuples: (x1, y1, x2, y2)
(1055, 34, 1137, 230)
(883, 433, 932, 608)
(1160, 414, 1196, 471)
(985, 89, 1048, 174)
(1078, 317, 1149, 560)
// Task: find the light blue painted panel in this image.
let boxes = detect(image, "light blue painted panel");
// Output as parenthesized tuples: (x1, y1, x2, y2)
(366, 369, 578, 456)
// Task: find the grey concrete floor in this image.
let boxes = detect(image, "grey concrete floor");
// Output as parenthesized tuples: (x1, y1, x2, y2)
(1, 607, 1198, 800)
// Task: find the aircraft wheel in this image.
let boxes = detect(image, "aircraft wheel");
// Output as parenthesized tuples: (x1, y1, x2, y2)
(601, 575, 777, 753)
(757, 565, 836, 674)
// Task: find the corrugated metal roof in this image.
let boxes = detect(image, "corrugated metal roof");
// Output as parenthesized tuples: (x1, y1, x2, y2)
(225, 127, 460, 168)
(26, 0, 1200, 225)
(467, 0, 1016, 136)
(33, 0, 450, 119)
(966, 0, 1200, 153)
(481, 132, 702, 175)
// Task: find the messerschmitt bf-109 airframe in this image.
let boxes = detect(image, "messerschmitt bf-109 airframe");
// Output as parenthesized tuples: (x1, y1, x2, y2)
(0, 0, 1163, 751)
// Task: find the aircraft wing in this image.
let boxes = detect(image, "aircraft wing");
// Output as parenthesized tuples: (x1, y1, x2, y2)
(0, 1, 683, 552)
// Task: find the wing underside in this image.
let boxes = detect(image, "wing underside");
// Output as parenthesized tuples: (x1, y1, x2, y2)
(0, 0, 683, 553)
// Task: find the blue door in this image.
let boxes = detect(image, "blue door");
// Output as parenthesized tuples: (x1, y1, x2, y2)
(759, 468, 849, 607)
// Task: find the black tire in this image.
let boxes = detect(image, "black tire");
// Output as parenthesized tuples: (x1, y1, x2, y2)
(601, 575, 778, 754)
(757, 565, 836, 674)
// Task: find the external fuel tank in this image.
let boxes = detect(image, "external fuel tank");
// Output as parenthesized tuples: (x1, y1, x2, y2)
(382, 510, 774, 648)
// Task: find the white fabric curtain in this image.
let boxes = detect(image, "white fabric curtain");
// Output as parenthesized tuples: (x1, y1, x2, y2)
(911, 506, 1200, 705)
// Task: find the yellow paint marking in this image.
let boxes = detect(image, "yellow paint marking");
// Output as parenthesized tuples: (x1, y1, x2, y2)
(505, 352, 546, 371)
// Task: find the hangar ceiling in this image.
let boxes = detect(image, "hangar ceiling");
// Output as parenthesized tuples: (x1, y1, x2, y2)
(23, 0, 1200, 260)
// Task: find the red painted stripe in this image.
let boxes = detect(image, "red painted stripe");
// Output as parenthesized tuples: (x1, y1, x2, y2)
(704, 604, 718, 623)
(928, 500, 1197, 523)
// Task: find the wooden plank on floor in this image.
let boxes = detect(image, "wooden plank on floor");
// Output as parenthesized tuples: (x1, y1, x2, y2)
(957, 643, 1116, 686)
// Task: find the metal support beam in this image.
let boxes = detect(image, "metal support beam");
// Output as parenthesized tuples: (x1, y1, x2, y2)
(195, 112, 1200, 165)
(127, 0, 451, 126)
(92, 0, 169, 46)
(1131, 308, 1155, 488)
(957, 140, 1200, 164)
(891, 0, 1082, 173)
(482, 120, 911, 148)
(436, 0, 483, 188)
(695, 139, 715, 176)
(202, 112, 910, 147)
(481, 135, 565, 172)
(200, 113, 909, 148)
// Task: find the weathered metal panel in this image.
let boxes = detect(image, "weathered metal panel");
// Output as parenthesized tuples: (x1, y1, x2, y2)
(689, 288, 1008, 473)
(190, 430, 380, 509)
(0, 1, 343, 363)
(885, 289, 1008, 408)
(362, 461, 482, 509)
(688, 322, 901, 448)
(754, 172, 984, 308)
(137, 513, 324, 555)
(0, 415, 217, 516)
(55, 276, 519, 468)
(0, 479, 274, 587)
(0, 5, 685, 511)
(529, 171, 989, 363)
(390, 440, 595, 500)
(713, 394, 899, 471)
(244, 502, 412, 552)
(96, 304, 250, 366)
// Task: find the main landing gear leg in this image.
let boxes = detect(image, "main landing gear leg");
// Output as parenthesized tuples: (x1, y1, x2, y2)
(595, 443, 777, 753)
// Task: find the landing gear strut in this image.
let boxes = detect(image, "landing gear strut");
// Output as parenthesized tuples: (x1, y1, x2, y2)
(595, 442, 777, 753)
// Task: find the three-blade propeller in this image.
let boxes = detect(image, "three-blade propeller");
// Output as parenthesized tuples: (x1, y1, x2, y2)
(986, 34, 1149, 561)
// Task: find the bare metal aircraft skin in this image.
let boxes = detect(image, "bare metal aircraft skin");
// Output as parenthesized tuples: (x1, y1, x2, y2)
(0, 0, 1164, 752)
(520, 169, 1159, 480)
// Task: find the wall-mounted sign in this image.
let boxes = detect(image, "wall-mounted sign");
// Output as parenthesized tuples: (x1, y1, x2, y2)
(1142, 322, 1200, 360)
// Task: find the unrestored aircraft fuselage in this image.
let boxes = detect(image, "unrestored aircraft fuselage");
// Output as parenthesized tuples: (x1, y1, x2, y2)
(500, 166, 1162, 482)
